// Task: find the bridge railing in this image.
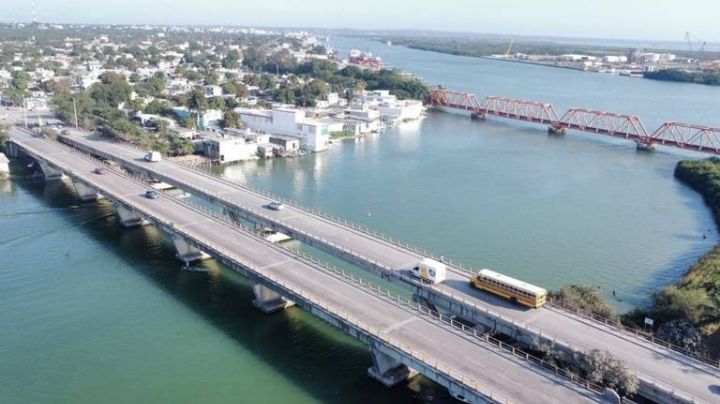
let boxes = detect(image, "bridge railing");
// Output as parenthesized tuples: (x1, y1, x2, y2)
(27, 132, 707, 401)
(182, 205, 608, 398)
(32, 137, 520, 403)
(547, 297, 720, 369)
(58, 131, 720, 371)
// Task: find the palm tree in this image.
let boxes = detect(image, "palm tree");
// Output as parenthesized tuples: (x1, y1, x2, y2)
(186, 88, 208, 129)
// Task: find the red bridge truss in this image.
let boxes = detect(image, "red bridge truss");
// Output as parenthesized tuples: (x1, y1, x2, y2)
(651, 122, 720, 154)
(427, 87, 720, 155)
(556, 109, 649, 141)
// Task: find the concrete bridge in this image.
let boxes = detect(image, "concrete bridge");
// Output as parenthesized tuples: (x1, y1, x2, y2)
(53, 131, 720, 404)
(7, 127, 614, 403)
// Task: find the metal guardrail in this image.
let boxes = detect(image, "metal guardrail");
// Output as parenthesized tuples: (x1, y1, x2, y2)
(51, 132, 717, 399)
(21, 131, 617, 401)
(546, 297, 720, 370)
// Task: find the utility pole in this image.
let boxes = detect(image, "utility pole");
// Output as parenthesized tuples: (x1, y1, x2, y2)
(73, 98, 79, 129)
(23, 99, 28, 129)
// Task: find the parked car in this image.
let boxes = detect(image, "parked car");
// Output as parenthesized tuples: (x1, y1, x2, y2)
(93, 167, 107, 175)
(145, 190, 159, 199)
(266, 201, 285, 211)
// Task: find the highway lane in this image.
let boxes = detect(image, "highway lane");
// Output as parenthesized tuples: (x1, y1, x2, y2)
(11, 128, 606, 403)
(60, 132, 720, 402)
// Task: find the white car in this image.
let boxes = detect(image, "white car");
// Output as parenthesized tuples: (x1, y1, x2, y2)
(266, 202, 285, 211)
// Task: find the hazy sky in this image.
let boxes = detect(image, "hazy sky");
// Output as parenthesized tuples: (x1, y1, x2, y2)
(4, 0, 718, 42)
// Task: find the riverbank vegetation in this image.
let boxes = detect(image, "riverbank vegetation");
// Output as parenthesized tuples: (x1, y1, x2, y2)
(550, 284, 620, 322)
(621, 158, 720, 358)
(378, 36, 720, 61)
(644, 69, 720, 86)
(0, 124, 8, 152)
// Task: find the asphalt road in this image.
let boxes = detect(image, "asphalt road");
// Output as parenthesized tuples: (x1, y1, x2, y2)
(58, 131, 720, 403)
(10, 127, 607, 403)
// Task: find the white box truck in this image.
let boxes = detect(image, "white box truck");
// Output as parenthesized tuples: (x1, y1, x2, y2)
(144, 151, 162, 162)
(411, 258, 447, 284)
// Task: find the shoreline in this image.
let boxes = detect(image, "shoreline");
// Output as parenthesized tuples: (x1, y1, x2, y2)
(623, 158, 720, 358)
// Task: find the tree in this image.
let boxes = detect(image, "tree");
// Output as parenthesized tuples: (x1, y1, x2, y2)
(222, 49, 241, 69)
(0, 124, 8, 152)
(204, 71, 220, 86)
(185, 89, 208, 128)
(144, 100, 172, 115)
(235, 83, 249, 98)
(653, 286, 714, 324)
(259, 74, 276, 91)
(221, 81, 237, 95)
(221, 111, 240, 129)
(551, 284, 619, 322)
(243, 73, 261, 87)
(10, 70, 31, 92)
(305, 79, 330, 97)
(580, 350, 638, 397)
(89, 72, 132, 108)
(208, 96, 226, 111)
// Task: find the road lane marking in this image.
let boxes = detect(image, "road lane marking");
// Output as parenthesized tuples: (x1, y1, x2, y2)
(260, 259, 292, 270)
(382, 317, 418, 334)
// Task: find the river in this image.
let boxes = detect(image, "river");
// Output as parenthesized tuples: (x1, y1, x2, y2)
(2, 36, 720, 404)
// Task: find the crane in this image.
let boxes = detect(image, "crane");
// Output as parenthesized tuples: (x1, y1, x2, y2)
(504, 38, 514, 58)
(684, 32, 707, 61)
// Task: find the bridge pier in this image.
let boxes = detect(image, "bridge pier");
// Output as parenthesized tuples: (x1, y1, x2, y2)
(72, 180, 102, 202)
(224, 207, 244, 225)
(635, 141, 655, 152)
(412, 292, 438, 313)
(172, 236, 211, 263)
(115, 204, 149, 227)
(37, 160, 64, 180)
(367, 343, 419, 387)
(548, 125, 566, 135)
(252, 284, 295, 313)
(4, 142, 22, 159)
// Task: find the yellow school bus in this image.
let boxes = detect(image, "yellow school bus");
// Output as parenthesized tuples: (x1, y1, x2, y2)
(470, 269, 547, 308)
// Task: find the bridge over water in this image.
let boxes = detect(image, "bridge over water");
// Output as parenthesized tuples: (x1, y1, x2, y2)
(429, 88, 720, 155)
(6, 127, 616, 403)
(52, 130, 720, 404)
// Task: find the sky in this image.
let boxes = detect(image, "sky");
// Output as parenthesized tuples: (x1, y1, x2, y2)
(3, 0, 719, 42)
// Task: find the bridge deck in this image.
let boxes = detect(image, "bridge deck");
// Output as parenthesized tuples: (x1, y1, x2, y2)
(58, 132, 720, 403)
(10, 128, 605, 404)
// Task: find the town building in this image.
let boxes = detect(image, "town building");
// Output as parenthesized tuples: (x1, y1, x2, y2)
(235, 107, 330, 152)
(200, 132, 260, 163)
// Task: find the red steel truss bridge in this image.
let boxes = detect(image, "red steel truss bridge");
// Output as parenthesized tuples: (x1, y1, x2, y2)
(428, 88, 720, 155)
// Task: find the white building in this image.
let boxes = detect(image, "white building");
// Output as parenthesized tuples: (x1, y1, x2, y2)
(235, 108, 330, 152)
(353, 90, 423, 124)
(602, 55, 629, 64)
(204, 85, 223, 97)
(200, 109, 223, 130)
(202, 136, 258, 163)
(378, 100, 423, 124)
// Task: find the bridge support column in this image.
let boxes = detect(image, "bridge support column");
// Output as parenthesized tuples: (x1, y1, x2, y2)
(252, 284, 294, 313)
(172, 236, 211, 263)
(367, 343, 418, 387)
(412, 292, 438, 313)
(635, 141, 655, 152)
(72, 180, 102, 202)
(115, 205, 149, 227)
(37, 160, 64, 180)
(548, 125, 566, 135)
(224, 207, 244, 225)
(4, 142, 22, 158)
